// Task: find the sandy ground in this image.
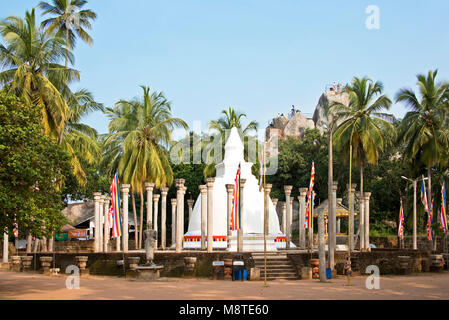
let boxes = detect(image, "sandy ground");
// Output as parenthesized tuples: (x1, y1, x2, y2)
(0, 270, 449, 300)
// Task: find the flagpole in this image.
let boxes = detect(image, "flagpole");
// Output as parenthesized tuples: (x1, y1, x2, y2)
(263, 143, 268, 287)
(347, 143, 352, 286)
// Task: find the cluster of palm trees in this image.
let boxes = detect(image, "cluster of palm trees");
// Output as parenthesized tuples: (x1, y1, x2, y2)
(329, 71, 449, 235)
(0, 1, 100, 185)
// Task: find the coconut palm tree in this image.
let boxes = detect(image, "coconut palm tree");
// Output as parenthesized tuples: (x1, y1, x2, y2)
(63, 89, 104, 185)
(205, 107, 258, 177)
(0, 9, 79, 141)
(38, 0, 97, 68)
(396, 70, 449, 248)
(104, 86, 188, 248)
(330, 76, 395, 214)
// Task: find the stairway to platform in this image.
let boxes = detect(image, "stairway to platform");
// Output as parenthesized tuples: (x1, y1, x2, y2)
(251, 252, 299, 281)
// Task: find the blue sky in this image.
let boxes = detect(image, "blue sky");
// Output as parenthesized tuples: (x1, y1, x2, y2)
(2, 0, 449, 134)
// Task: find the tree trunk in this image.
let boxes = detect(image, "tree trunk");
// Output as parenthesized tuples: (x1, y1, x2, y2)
(139, 191, 144, 249)
(131, 191, 138, 250)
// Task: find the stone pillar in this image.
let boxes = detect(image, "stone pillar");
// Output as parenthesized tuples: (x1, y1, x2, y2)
(33, 237, 39, 253)
(2, 232, 8, 263)
(175, 179, 185, 253)
(264, 185, 273, 237)
(238, 179, 246, 252)
(284, 186, 293, 250)
(160, 187, 169, 250)
(171, 198, 177, 247)
(299, 188, 308, 249)
(99, 195, 105, 252)
(93, 192, 101, 253)
(41, 236, 47, 253)
(120, 184, 130, 253)
(145, 183, 155, 229)
(26, 233, 32, 253)
(357, 192, 365, 251)
(153, 194, 160, 249)
(364, 192, 372, 252)
(329, 181, 338, 269)
(103, 196, 110, 252)
(187, 199, 195, 222)
(347, 184, 356, 251)
(337, 219, 341, 234)
(289, 197, 294, 230)
(225, 184, 234, 251)
(206, 178, 215, 253)
(281, 202, 287, 235)
(309, 191, 315, 249)
(116, 231, 121, 252)
(48, 232, 54, 252)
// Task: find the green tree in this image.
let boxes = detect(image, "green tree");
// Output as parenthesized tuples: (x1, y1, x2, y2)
(396, 70, 449, 248)
(267, 129, 329, 203)
(0, 93, 69, 237)
(330, 76, 395, 198)
(63, 89, 104, 185)
(38, 0, 97, 68)
(0, 9, 79, 141)
(104, 86, 187, 248)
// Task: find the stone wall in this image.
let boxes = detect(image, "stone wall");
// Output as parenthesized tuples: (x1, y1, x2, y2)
(25, 252, 254, 278)
(370, 236, 446, 251)
(288, 249, 432, 276)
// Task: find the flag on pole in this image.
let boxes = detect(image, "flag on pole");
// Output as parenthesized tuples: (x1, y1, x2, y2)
(109, 171, 122, 239)
(13, 213, 18, 238)
(427, 200, 434, 241)
(398, 199, 405, 239)
(230, 164, 242, 231)
(420, 180, 429, 213)
(304, 161, 315, 229)
(258, 144, 265, 192)
(441, 182, 447, 234)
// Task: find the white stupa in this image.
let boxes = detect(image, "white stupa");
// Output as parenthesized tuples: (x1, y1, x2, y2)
(183, 127, 291, 251)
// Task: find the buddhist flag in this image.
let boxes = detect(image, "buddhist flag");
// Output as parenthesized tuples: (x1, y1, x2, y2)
(421, 180, 429, 213)
(230, 164, 242, 231)
(441, 182, 447, 235)
(427, 200, 434, 241)
(258, 144, 265, 192)
(109, 172, 122, 238)
(304, 161, 315, 229)
(398, 199, 405, 239)
(12, 213, 18, 238)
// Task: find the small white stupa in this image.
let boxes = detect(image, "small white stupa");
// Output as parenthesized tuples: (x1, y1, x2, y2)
(183, 127, 291, 251)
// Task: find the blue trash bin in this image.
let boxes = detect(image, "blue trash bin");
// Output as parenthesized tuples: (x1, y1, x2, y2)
(243, 269, 248, 281)
(326, 268, 332, 279)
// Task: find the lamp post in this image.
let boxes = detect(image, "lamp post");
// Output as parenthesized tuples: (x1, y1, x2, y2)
(401, 175, 428, 250)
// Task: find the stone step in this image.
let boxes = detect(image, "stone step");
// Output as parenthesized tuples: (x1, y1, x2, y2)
(257, 266, 296, 271)
(264, 276, 299, 281)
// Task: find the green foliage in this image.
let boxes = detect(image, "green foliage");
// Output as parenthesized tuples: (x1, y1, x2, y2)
(0, 93, 70, 236)
(267, 129, 329, 202)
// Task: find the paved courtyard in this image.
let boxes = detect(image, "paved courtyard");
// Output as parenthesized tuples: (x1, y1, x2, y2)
(1, 270, 449, 300)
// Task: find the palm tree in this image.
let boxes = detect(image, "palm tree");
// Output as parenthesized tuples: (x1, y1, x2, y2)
(38, 0, 97, 68)
(0, 9, 79, 141)
(205, 107, 258, 177)
(396, 70, 449, 248)
(63, 89, 104, 185)
(330, 77, 395, 240)
(104, 86, 188, 248)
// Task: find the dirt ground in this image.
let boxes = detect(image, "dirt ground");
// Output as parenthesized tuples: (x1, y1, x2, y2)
(1, 270, 449, 300)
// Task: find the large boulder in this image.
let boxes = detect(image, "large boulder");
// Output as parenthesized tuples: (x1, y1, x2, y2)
(313, 91, 349, 129)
